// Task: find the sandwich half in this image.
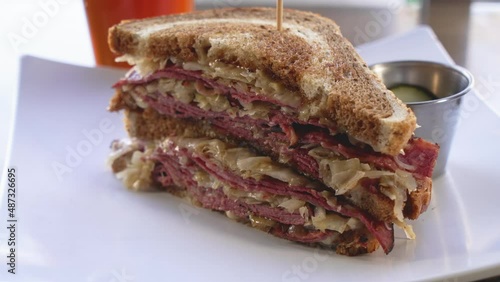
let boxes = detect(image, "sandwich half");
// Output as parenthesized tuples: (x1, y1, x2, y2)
(107, 7, 439, 256)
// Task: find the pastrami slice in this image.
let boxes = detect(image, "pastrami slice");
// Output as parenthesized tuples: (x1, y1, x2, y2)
(110, 138, 395, 254)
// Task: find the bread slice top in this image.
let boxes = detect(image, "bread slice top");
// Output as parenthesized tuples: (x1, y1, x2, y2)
(109, 7, 416, 155)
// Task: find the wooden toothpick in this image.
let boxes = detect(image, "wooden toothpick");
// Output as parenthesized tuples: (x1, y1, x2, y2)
(277, 0, 283, 31)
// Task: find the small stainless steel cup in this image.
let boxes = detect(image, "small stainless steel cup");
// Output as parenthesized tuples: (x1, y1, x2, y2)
(370, 61, 474, 177)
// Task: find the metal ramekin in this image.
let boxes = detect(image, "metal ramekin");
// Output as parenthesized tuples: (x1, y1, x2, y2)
(370, 61, 474, 178)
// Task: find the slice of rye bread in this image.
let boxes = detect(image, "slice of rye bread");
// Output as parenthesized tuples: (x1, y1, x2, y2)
(108, 7, 417, 156)
(119, 105, 431, 222)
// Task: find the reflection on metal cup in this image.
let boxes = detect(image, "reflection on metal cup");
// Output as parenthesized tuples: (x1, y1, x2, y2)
(370, 61, 474, 178)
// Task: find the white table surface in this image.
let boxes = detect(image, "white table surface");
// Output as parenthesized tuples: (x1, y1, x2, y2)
(0, 1, 94, 173)
(1, 2, 500, 282)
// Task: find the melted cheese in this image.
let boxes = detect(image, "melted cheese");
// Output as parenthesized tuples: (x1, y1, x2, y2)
(124, 77, 273, 120)
(172, 138, 316, 187)
(110, 138, 418, 238)
(117, 55, 301, 108)
(311, 207, 350, 233)
(308, 145, 418, 236)
(116, 17, 335, 103)
(191, 167, 355, 233)
(203, 61, 301, 108)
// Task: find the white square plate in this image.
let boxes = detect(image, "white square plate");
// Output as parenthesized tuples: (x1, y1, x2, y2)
(2, 26, 500, 282)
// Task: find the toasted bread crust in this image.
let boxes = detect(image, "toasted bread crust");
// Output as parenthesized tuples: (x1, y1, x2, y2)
(108, 7, 416, 155)
(124, 107, 218, 141)
(120, 106, 431, 222)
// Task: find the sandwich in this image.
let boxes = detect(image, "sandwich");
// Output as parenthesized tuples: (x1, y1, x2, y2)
(106, 7, 439, 256)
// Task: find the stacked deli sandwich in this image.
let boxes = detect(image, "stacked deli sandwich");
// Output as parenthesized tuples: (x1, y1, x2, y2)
(107, 8, 439, 256)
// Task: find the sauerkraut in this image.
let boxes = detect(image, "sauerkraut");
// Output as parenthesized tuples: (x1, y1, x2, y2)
(109, 140, 156, 191)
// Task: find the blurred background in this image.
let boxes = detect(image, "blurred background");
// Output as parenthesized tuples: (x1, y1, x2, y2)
(0, 1, 499, 280)
(1, 0, 499, 161)
(1, 0, 499, 75)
